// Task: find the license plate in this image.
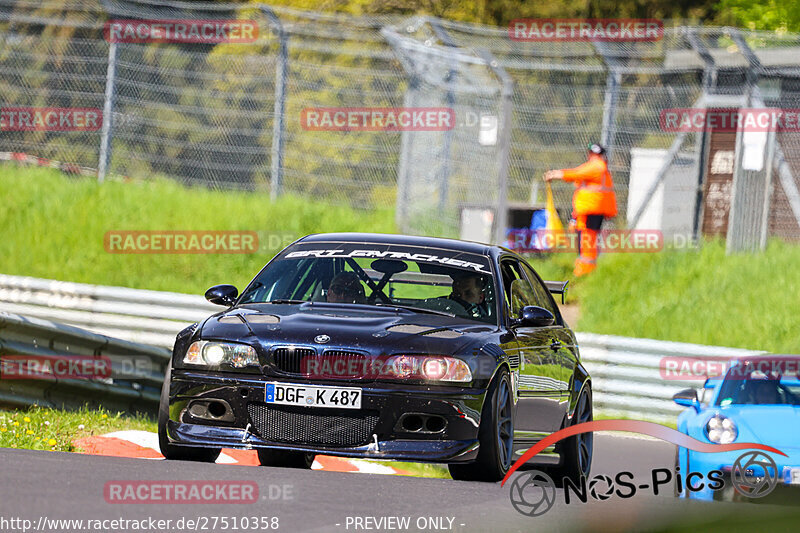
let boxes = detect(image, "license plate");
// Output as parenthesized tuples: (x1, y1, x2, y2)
(265, 382, 361, 409)
(783, 467, 800, 485)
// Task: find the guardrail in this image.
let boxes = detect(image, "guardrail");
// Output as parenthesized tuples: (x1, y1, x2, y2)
(0, 274, 216, 348)
(0, 311, 171, 413)
(0, 274, 768, 423)
(577, 333, 766, 424)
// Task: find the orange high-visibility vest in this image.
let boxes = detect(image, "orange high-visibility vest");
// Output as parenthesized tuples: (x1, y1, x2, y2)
(560, 154, 617, 217)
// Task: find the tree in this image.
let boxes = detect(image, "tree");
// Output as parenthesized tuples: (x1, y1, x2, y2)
(714, 0, 800, 31)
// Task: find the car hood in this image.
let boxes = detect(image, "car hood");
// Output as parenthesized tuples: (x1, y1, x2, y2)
(719, 405, 800, 451)
(198, 302, 497, 355)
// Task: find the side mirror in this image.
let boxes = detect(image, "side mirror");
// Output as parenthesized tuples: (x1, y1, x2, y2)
(205, 284, 238, 307)
(673, 388, 699, 412)
(514, 305, 555, 327)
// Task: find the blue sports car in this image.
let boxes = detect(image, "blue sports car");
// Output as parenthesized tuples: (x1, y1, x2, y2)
(674, 355, 800, 502)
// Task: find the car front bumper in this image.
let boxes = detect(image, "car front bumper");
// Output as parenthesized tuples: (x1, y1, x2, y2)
(164, 369, 486, 463)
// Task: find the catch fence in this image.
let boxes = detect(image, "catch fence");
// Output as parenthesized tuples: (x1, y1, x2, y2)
(1, 1, 800, 247)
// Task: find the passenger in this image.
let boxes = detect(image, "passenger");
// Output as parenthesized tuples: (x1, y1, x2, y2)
(326, 272, 366, 304)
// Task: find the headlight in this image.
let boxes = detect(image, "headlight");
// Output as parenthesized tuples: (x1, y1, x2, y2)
(382, 355, 472, 383)
(705, 414, 737, 444)
(183, 341, 259, 368)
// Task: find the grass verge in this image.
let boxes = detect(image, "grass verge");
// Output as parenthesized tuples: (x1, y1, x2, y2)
(525, 239, 800, 353)
(380, 461, 451, 479)
(5, 163, 798, 353)
(0, 164, 394, 293)
(574, 239, 800, 353)
(0, 405, 156, 452)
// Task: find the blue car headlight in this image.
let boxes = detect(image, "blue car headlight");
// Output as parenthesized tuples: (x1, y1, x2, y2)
(705, 414, 737, 444)
(184, 340, 259, 368)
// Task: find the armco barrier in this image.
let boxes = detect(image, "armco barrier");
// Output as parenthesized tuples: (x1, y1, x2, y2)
(0, 274, 216, 348)
(577, 333, 766, 424)
(0, 311, 171, 413)
(0, 274, 769, 423)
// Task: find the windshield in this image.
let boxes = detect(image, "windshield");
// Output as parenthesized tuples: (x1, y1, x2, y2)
(715, 359, 800, 406)
(238, 242, 497, 325)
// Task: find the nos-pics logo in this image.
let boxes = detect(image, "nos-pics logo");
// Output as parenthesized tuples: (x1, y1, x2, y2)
(509, 450, 779, 516)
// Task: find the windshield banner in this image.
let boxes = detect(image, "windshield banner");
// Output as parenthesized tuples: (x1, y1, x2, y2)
(282, 244, 492, 274)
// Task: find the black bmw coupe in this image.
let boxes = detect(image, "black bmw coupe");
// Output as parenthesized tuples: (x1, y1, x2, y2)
(159, 233, 592, 482)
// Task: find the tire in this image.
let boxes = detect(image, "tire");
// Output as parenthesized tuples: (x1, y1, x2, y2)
(257, 448, 315, 469)
(158, 365, 221, 463)
(551, 385, 592, 486)
(448, 369, 514, 482)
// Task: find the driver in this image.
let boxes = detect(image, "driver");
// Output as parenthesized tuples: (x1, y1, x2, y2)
(748, 379, 781, 405)
(327, 272, 366, 304)
(448, 274, 489, 319)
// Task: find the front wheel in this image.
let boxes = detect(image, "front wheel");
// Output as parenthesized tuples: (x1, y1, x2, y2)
(257, 449, 315, 469)
(449, 369, 514, 482)
(157, 365, 221, 463)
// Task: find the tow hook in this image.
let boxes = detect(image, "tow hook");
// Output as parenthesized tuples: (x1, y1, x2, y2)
(367, 433, 380, 453)
(241, 423, 252, 448)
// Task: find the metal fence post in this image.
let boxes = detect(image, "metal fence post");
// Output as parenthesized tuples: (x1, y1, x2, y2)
(97, 41, 117, 183)
(495, 84, 512, 245)
(477, 49, 513, 245)
(593, 42, 620, 162)
(600, 71, 620, 157)
(395, 83, 417, 233)
(262, 8, 288, 201)
(760, 128, 777, 249)
(429, 18, 457, 211)
(725, 29, 778, 253)
(737, 35, 800, 237)
(686, 28, 718, 242)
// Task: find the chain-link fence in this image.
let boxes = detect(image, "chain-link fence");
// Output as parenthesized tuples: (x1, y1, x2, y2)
(1, 0, 799, 247)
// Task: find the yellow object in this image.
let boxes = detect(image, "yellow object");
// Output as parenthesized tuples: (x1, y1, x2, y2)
(545, 182, 564, 231)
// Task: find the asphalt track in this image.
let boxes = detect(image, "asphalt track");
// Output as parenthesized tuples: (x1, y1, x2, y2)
(0, 434, 795, 533)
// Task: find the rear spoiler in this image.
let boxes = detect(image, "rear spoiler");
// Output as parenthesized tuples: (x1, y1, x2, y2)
(544, 280, 569, 304)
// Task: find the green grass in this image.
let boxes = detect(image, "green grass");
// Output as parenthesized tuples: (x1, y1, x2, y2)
(571, 239, 800, 353)
(0, 406, 157, 452)
(356, 460, 451, 479)
(0, 164, 394, 293)
(594, 413, 677, 430)
(2, 163, 799, 352)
